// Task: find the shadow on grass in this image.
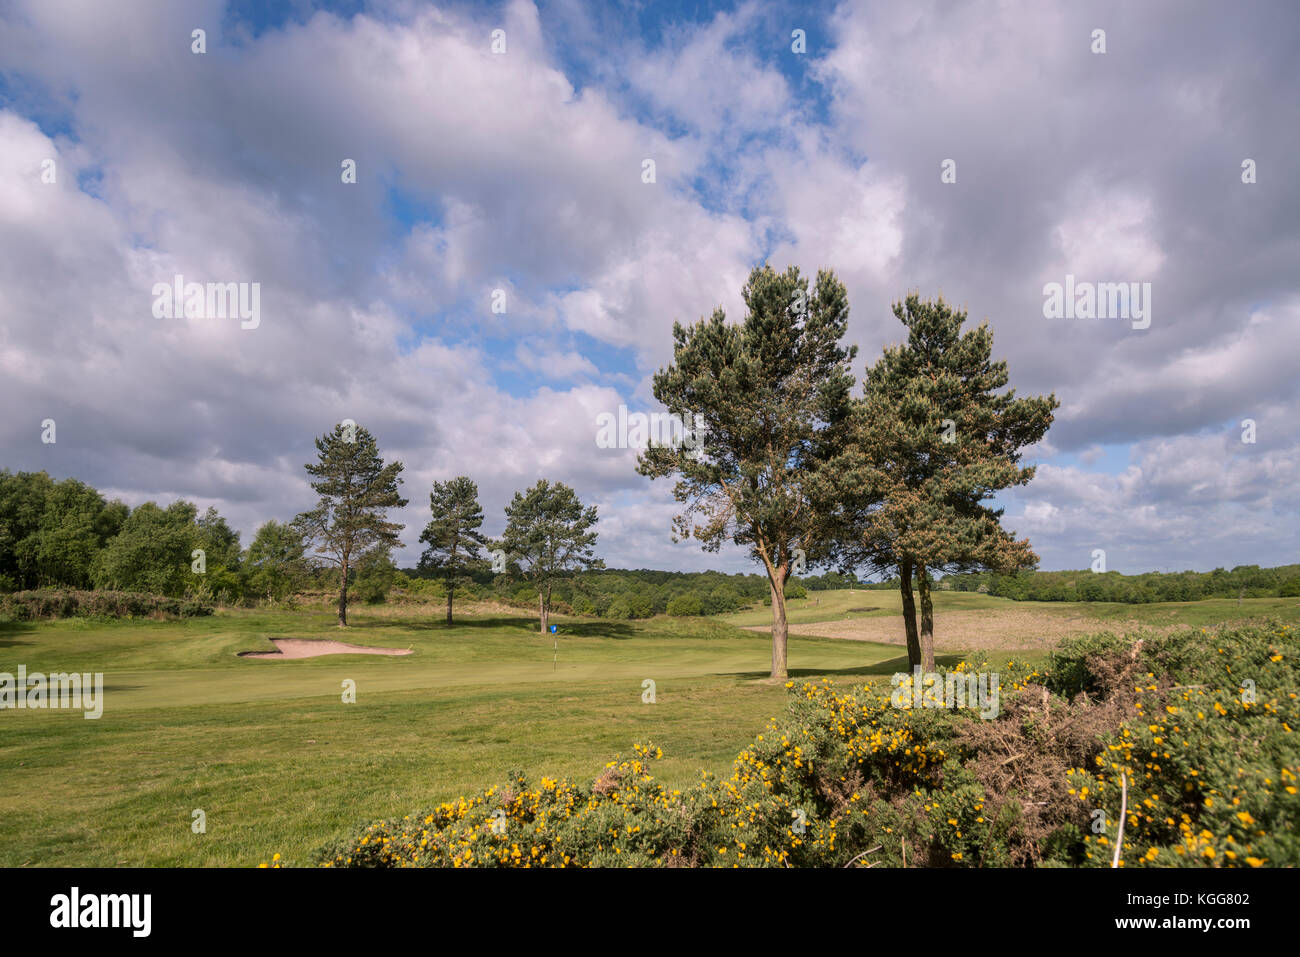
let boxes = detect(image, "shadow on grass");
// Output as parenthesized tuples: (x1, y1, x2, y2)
(339, 616, 532, 633)
(0, 620, 37, 647)
(335, 616, 639, 639)
(545, 621, 637, 639)
(726, 653, 966, 682)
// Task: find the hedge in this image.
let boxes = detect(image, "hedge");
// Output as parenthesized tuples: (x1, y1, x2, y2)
(0, 589, 214, 621)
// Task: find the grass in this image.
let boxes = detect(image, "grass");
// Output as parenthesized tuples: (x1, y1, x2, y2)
(0, 601, 914, 867)
(719, 587, 1022, 627)
(4, 588, 1291, 867)
(721, 587, 1300, 629)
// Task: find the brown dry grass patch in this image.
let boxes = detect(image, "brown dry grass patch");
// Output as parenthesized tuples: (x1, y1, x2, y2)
(748, 609, 1181, 651)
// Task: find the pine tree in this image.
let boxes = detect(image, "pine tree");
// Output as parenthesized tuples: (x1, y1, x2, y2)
(639, 264, 857, 681)
(823, 294, 1057, 669)
(499, 479, 602, 635)
(418, 476, 488, 625)
(294, 423, 407, 626)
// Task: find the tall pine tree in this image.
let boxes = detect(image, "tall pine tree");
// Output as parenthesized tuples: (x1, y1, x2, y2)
(639, 264, 857, 681)
(822, 294, 1057, 669)
(295, 423, 407, 626)
(418, 476, 488, 625)
(499, 479, 602, 635)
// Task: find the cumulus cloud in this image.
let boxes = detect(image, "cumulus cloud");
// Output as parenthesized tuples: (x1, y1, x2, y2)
(0, 0, 1296, 575)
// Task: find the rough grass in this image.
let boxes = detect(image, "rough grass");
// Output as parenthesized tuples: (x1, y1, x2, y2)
(726, 590, 1300, 650)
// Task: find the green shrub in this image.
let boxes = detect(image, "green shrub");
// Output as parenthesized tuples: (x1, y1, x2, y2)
(604, 597, 632, 620)
(396, 577, 447, 601)
(0, 588, 213, 620)
(703, 585, 743, 614)
(1067, 622, 1300, 867)
(627, 592, 654, 619)
(352, 550, 399, 604)
(1046, 632, 1134, 700)
(665, 593, 703, 616)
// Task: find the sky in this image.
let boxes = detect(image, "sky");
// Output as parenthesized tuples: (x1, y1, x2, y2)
(1, 0, 1297, 576)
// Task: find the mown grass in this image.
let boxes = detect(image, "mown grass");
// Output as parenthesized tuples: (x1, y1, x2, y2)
(5, 589, 1289, 867)
(0, 601, 914, 866)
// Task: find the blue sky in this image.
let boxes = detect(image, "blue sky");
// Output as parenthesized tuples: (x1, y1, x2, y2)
(1, 0, 1298, 576)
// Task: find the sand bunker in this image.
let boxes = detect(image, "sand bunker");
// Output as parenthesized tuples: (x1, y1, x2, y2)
(238, 638, 414, 659)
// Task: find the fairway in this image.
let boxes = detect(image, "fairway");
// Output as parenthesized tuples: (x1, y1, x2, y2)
(5, 589, 1292, 867)
(0, 597, 925, 867)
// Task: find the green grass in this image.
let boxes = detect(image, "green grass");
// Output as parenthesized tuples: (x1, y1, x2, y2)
(719, 587, 1026, 626)
(5, 589, 1292, 867)
(0, 603, 914, 867)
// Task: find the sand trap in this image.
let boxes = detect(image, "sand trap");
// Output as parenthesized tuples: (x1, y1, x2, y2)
(238, 638, 414, 659)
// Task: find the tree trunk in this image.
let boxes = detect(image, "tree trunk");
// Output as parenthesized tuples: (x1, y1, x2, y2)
(917, 562, 936, 671)
(337, 556, 349, 627)
(899, 557, 921, 669)
(539, 589, 548, 636)
(768, 564, 789, 682)
(446, 579, 454, 626)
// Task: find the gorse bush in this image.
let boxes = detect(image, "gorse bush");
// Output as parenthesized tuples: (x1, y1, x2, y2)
(313, 622, 1297, 868)
(0, 588, 214, 621)
(1065, 623, 1299, 867)
(1045, 632, 1134, 700)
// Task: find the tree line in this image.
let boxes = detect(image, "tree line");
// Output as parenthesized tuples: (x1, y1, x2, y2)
(0, 466, 852, 621)
(6, 262, 1063, 677)
(0, 433, 609, 633)
(941, 565, 1300, 602)
(415, 567, 850, 619)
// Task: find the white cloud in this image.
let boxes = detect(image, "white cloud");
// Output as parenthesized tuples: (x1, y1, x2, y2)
(0, 0, 1297, 577)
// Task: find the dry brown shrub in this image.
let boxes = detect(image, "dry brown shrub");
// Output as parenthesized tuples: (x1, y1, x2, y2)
(591, 766, 622, 796)
(952, 641, 1148, 865)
